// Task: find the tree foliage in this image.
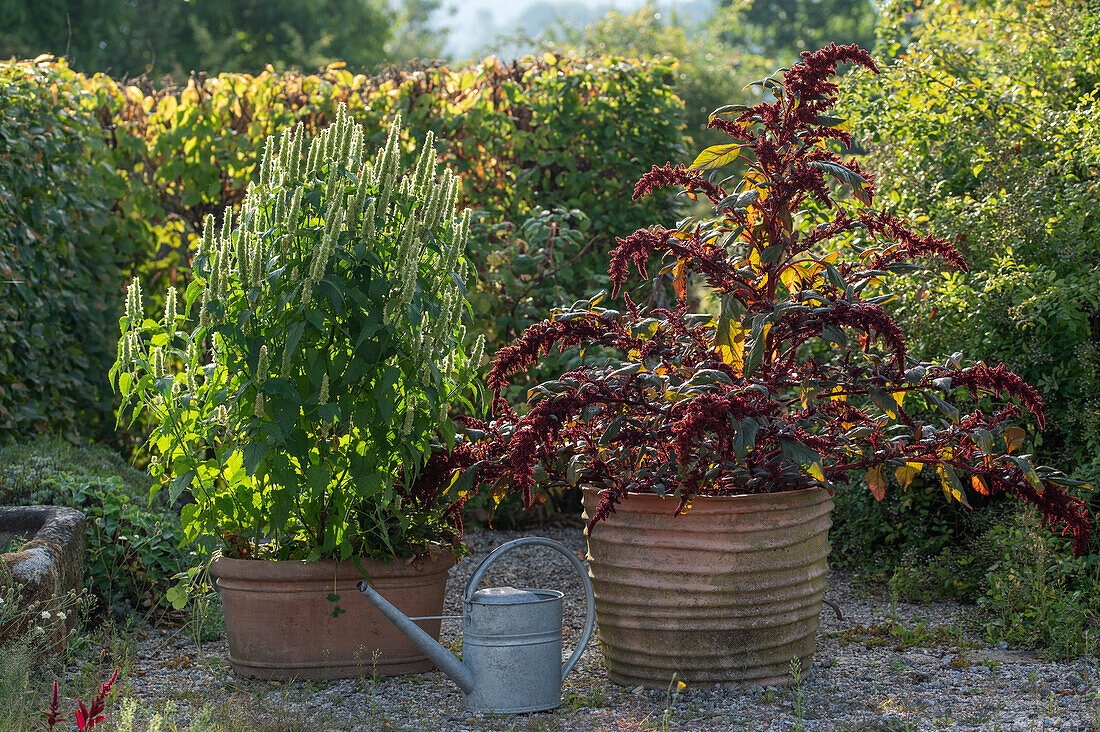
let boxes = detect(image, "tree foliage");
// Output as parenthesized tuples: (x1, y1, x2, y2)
(545, 4, 770, 150)
(715, 0, 878, 64)
(0, 0, 394, 79)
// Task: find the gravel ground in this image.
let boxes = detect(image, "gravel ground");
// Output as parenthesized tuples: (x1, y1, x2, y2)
(81, 525, 1100, 731)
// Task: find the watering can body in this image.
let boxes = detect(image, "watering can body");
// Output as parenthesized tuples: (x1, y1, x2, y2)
(357, 536, 595, 713)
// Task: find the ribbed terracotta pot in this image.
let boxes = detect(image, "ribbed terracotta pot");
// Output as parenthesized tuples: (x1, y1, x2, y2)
(582, 486, 832, 688)
(211, 549, 454, 679)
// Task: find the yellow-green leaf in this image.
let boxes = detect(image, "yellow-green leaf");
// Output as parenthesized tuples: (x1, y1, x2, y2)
(937, 463, 971, 508)
(688, 143, 744, 171)
(895, 461, 922, 489)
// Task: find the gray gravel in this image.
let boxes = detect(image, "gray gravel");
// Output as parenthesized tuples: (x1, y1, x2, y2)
(84, 525, 1100, 731)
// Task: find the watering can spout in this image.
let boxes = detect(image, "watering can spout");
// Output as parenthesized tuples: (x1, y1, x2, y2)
(356, 580, 476, 694)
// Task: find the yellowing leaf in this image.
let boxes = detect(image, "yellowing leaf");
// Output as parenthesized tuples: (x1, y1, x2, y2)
(742, 168, 771, 206)
(866, 465, 887, 501)
(1004, 426, 1025, 453)
(937, 463, 971, 508)
(673, 258, 687, 300)
(780, 258, 826, 293)
(829, 386, 847, 402)
(779, 262, 807, 291)
(688, 143, 744, 171)
(715, 321, 747, 375)
(971, 475, 990, 496)
(748, 244, 762, 269)
(895, 461, 922, 489)
(157, 95, 178, 119)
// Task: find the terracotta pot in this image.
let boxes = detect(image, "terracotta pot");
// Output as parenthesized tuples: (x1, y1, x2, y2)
(211, 549, 455, 679)
(582, 486, 832, 688)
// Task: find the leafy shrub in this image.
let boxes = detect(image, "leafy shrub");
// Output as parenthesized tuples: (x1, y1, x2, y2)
(468, 207, 594, 350)
(74, 55, 683, 314)
(544, 4, 773, 151)
(978, 506, 1100, 658)
(830, 473, 999, 582)
(834, 455, 1100, 657)
(0, 439, 186, 615)
(0, 438, 151, 502)
(0, 60, 154, 442)
(843, 0, 1100, 478)
(831, 0, 1100, 656)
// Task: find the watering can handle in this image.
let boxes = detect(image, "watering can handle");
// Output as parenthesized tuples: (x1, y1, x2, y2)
(464, 536, 596, 682)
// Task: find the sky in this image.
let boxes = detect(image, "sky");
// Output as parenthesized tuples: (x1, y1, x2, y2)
(438, 0, 698, 60)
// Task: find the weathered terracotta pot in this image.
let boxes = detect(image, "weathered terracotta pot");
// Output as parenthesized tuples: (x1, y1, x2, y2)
(211, 549, 454, 679)
(582, 486, 832, 688)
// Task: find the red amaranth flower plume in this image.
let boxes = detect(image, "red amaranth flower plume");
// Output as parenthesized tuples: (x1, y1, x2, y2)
(944, 363, 1046, 429)
(824, 301, 907, 371)
(986, 472, 1092, 555)
(632, 163, 727, 205)
(42, 680, 64, 730)
(784, 44, 879, 117)
(862, 210, 968, 271)
(486, 315, 626, 412)
(75, 667, 118, 730)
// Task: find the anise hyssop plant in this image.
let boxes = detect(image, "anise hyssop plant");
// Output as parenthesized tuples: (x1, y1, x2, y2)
(448, 44, 1093, 552)
(113, 108, 484, 562)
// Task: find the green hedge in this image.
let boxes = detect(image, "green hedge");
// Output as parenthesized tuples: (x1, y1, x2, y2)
(0, 61, 153, 441)
(90, 55, 685, 346)
(0, 55, 685, 442)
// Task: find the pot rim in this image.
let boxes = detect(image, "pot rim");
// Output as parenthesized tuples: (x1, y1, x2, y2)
(581, 485, 833, 517)
(210, 547, 456, 581)
(581, 484, 830, 501)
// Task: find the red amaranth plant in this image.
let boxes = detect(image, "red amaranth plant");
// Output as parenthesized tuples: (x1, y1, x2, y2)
(42, 667, 119, 731)
(450, 44, 1094, 554)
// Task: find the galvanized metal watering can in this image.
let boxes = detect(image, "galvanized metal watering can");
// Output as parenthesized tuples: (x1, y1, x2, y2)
(356, 536, 595, 714)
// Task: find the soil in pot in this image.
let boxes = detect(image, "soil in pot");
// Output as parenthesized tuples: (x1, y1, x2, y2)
(582, 486, 832, 688)
(212, 549, 454, 680)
